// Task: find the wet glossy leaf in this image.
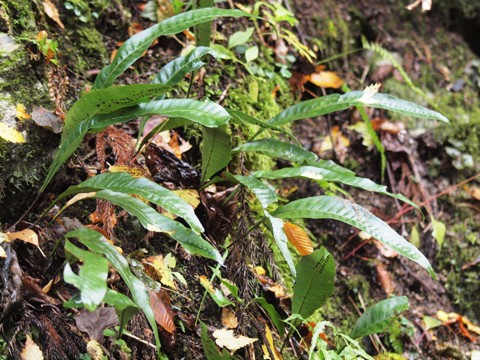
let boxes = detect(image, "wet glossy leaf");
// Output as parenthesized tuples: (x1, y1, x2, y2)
(269, 91, 449, 127)
(66, 227, 161, 352)
(272, 196, 435, 277)
(256, 297, 285, 337)
(93, 99, 230, 129)
(55, 172, 204, 234)
(254, 165, 419, 209)
(66, 189, 222, 263)
(41, 84, 171, 192)
(201, 126, 231, 182)
(265, 213, 296, 277)
(292, 248, 335, 319)
(64, 240, 109, 312)
(228, 27, 254, 48)
(349, 296, 409, 339)
(233, 138, 317, 164)
(153, 46, 219, 85)
(93, 8, 247, 89)
(231, 174, 277, 208)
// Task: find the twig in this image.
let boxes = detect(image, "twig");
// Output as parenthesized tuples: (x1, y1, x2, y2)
(388, 172, 480, 223)
(123, 332, 156, 349)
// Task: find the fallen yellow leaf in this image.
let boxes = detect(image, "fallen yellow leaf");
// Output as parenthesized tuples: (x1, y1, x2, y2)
(0, 122, 25, 143)
(86, 340, 103, 360)
(21, 334, 44, 360)
(213, 328, 257, 352)
(6, 229, 39, 246)
(173, 189, 200, 209)
(309, 71, 343, 89)
(262, 325, 282, 360)
(16, 103, 31, 120)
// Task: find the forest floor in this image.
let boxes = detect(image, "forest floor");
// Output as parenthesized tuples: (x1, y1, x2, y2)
(0, 0, 479, 359)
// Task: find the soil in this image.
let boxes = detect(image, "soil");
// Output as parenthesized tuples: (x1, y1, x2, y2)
(0, 0, 479, 359)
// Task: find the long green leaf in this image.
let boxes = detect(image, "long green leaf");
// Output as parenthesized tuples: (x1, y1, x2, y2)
(271, 196, 435, 277)
(254, 166, 418, 209)
(233, 138, 318, 164)
(228, 110, 295, 138)
(194, 0, 214, 47)
(349, 296, 409, 339)
(55, 172, 204, 234)
(269, 91, 449, 126)
(41, 84, 171, 192)
(65, 228, 161, 353)
(152, 47, 219, 85)
(231, 174, 277, 208)
(93, 8, 247, 89)
(93, 99, 230, 129)
(256, 297, 285, 337)
(64, 241, 109, 312)
(201, 126, 231, 182)
(265, 212, 296, 276)
(292, 248, 335, 319)
(84, 190, 222, 263)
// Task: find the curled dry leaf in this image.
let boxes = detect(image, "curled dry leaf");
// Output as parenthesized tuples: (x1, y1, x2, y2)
(32, 107, 63, 134)
(213, 328, 257, 352)
(376, 262, 394, 295)
(21, 335, 44, 360)
(283, 222, 314, 256)
(43, 0, 65, 30)
(309, 70, 344, 89)
(221, 308, 238, 329)
(6, 229, 39, 246)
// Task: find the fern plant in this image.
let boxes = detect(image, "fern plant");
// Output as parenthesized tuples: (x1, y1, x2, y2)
(40, 5, 449, 358)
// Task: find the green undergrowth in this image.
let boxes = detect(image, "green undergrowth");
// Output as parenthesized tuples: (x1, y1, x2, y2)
(436, 203, 480, 321)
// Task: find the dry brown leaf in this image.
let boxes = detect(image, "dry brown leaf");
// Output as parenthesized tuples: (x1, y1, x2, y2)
(463, 185, 480, 201)
(149, 290, 176, 334)
(65, 192, 96, 208)
(283, 222, 313, 256)
(437, 310, 480, 336)
(268, 284, 286, 299)
(213, 328, 257, 352)
(21, 335, 44, 360)
(309, 71, 343, 89)
(221, 308, 238, 329)
(6, 229, 39, 246)
(43, 0, 65, 30)
(376, 262, 394, 295)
